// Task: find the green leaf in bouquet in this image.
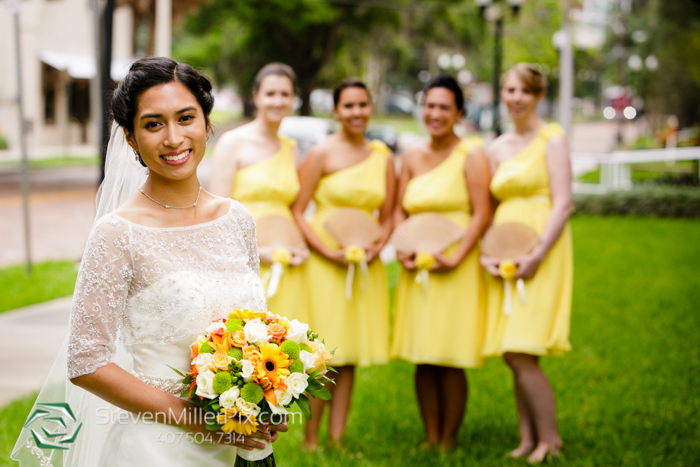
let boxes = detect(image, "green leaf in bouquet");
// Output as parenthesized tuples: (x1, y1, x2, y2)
(205, 422, 222, 431)
(325, 365, 338, 374)
(167, 365, 186, 378)
(182, 375, 194, 384)
(329, 347, 337, 355)
(296, 393, 313, 420)
(306, 379, 332, 401)
(180, 387, 190, 398)
(211, 403, 221, 412)
(299, 343, 313, 354)
(308, 369, 326, 380)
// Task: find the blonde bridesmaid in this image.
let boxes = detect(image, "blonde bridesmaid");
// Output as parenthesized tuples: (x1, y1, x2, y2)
(481, 63, 573, 463)
(291, 78, 395, 449)
(210, 63, 308, 322)
(391, 75, 491, 450)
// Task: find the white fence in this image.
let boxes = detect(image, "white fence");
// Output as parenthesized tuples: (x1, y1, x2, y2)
(572, 146, 700, 194)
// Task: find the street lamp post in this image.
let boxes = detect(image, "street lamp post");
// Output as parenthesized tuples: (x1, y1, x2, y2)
(476, 0, 524, 137)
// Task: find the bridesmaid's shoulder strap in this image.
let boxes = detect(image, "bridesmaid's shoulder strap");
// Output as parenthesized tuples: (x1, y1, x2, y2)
(369, 139, 391, 158)
(278, 135, 297, 148)
(540, 123, 565, 141)
(458, 136, 485, 158)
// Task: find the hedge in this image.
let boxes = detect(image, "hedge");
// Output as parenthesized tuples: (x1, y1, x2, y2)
(573, 186, 700, 217)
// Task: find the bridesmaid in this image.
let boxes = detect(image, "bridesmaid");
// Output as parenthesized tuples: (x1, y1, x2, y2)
(210, 63, 308, 322)
(391, 75, 491, 451)
(481, 63, 573, 463)
(291, 78, 395, 449)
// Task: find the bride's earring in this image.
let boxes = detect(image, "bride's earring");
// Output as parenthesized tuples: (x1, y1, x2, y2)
(133, 149, 140, 161)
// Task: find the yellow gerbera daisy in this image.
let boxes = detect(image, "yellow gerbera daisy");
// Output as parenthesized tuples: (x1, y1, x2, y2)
(256, 343, 291, 389)
(218, 408, 258, 436)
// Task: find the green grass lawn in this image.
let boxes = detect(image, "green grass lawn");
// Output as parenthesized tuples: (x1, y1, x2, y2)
(577, 161, 698, 184)
(2, 217, 699, 466)
(0, 261, 78, 314)
(0, 156, 100, 170)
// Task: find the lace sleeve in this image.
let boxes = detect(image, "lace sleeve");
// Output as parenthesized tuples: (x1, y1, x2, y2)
(230, 200, 260, 276)
(67, 216, 133, 379)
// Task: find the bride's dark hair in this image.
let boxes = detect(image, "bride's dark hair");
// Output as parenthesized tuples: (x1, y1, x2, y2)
(111, 57, 215, 134)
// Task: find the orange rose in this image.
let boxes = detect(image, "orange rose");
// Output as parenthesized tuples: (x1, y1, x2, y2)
(232, 331, 248, 348)
(267, 323, 287, 342)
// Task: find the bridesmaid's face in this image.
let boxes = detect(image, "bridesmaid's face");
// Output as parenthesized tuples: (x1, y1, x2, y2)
(125, 81, 208, 181)
(423, 87, 463, 138)
(254, 74, 295, 124)
(334, 87, 372, 136)
(501, 72, 543, 120)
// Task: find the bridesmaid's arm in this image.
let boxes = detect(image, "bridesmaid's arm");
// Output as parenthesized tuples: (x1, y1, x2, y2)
(434, 146, 491, 270)
(366, 155, 397, 263)
(209, 132, 240, 197)
(480, 142, 504, 277)
(393, 149, 416, 269)
(291, 146, 346, 265)
(514, 135, 573, 279)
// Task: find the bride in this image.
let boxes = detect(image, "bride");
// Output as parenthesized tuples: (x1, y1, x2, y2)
(12, 57, 287, 466)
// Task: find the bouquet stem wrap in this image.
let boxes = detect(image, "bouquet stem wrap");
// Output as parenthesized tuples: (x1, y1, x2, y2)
(236, 440, 274, 465)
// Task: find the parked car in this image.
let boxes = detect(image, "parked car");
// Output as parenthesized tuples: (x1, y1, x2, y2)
(278, 116, 335, 159)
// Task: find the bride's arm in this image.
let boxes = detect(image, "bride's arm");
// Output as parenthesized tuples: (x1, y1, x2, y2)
(68, 218, 283, 449)
(70, 365, 270, 450)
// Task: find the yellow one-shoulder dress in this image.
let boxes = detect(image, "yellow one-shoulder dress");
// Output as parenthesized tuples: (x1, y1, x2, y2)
(232, 136, 308, 323)
(305, 140, 391, 367)
(482, 123, 573, 357)
(391, 138, 487, 368)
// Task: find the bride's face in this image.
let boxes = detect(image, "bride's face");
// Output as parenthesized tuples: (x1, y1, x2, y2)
(125, 81, 208, 181)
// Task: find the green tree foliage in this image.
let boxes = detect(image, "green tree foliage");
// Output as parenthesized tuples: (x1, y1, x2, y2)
(174, 0, 401, 115)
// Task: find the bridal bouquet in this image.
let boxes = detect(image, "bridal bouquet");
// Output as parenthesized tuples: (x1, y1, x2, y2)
(172, 309, 334, 466)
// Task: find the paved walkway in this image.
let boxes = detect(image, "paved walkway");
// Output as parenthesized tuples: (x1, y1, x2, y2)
(0, 297, 71, 406)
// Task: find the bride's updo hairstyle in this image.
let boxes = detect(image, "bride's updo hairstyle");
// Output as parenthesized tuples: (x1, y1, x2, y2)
(111, 57, 215, 134)
(423, 74, 465, 114)
(501, 63, 547, 97)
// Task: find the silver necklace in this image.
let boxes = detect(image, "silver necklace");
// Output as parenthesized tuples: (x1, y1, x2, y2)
(139, 186, 202, 209)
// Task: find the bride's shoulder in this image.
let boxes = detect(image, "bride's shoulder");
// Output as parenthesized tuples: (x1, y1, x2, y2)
(208, 194, 254, 223)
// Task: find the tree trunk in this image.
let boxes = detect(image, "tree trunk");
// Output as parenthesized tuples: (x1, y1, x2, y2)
(299, 79, 313, 116)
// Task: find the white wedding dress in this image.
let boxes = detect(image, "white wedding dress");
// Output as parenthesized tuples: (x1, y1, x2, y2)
(61, 199, 266, 466)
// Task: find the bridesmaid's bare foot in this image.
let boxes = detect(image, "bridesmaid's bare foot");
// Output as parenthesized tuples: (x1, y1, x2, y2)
(300, 440, 318, 452)
(508, 443, 534, 459)
(526, 441, 562, 464)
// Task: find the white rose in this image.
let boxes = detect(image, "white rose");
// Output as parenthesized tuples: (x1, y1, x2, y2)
(235, 398, 261, 418)
(286, 372, 309, 398)
(275, 388, 294, 406)
(244, 319, 270, 347)
(192, 352, 213, 373)
(205, 320, 227, 334)
(299, 351, 315, 374)
(286, 319, 309, 345)
(195, 370, 218, 399)
(219, 386, 241, 409)
(240, 359, 255, 383)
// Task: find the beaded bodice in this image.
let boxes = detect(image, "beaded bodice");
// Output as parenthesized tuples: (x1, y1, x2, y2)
(67, 200, 267, 381)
